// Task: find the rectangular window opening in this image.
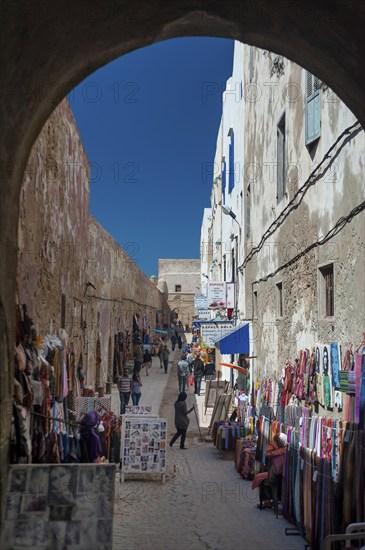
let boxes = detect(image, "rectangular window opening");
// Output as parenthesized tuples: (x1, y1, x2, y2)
(253, 290, 258, 319)
(175, 285, 181, 293)
(277, 113, 286, 203)
(319, 264, 334, 317)
(276, 282, 283, 317)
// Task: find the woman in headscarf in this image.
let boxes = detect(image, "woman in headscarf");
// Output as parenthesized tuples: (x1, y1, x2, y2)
(79, 411, 102, 463)
(168, 392, 194, 450)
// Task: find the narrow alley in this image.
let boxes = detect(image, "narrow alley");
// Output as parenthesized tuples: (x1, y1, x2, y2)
(112, 348, 304, 550)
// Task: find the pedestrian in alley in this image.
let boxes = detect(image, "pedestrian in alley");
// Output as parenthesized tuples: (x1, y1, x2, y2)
(162, 345, 170, 374)
(193, 353, 205, 396)
(169, 392, 194, 450)
(117, 368, 131, 415)
(143, 347, 152, 376)
(186, 348, 194, 373)
(133, 345, 143, 374)
(131, 371, 143, 405)
(177, 353, 190, 393)
(177, 335, 182, 350)
(170, 333, 177, 350)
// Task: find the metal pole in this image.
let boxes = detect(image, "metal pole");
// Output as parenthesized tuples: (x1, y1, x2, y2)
(193, 405, 203, 441)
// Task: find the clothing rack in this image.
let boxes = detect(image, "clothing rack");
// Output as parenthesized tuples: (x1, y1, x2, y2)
(31, 410, 82, 428)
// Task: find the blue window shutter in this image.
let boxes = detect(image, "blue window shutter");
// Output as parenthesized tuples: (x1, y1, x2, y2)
(228, 129, 235, 194)
(306, 71, 321, 145)
(222, 159, 226, 201)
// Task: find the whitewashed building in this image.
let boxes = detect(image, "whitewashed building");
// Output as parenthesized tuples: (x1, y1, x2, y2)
(201, 41, 365, 391)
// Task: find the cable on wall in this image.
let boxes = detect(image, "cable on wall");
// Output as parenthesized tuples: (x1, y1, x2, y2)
(250, 200, 365, 287)
(238, 121, 362, 272)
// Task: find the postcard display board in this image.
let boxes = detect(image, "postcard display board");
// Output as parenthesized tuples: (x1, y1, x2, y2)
(120, 416, 167, 483)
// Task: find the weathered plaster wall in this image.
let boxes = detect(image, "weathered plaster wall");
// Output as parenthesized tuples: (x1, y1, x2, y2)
(17, 99, 169, 392)
(241, 46, 365, 380)
(88, 219, 169, 386)
(18, 98, 90, 351)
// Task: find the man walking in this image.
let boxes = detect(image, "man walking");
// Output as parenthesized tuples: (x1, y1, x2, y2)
(143, 347, 152, 376)
(193, 353, 205, 396)
(162, 345, 170, 374)
(117, 368, 131, 415)
(177, 354, 190, 393)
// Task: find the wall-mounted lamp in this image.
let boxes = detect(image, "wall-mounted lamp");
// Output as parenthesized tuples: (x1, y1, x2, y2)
(221, 205, 241, 234)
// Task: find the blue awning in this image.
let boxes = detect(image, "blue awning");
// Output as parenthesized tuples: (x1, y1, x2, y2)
(212, 322, 250, 354)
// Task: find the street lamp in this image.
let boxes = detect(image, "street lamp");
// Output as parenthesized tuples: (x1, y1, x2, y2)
(221, 205, 241, 234)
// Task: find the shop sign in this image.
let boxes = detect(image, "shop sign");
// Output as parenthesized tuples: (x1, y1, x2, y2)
(200, 321, 234, 347)
(197, 309, 211, 320)
(207, 282, 226, 308)
(226, 283, 235, 308)
(194, 295, 209, 309)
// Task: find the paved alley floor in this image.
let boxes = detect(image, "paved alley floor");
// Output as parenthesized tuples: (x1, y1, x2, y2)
(112, 344, 306, 550)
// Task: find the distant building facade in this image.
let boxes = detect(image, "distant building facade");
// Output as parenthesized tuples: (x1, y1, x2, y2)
(158, 259, 200, 328)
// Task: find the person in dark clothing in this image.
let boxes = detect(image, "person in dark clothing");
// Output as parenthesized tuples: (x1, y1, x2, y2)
(171, 333, 177, 350)
(79, 411, 102, 463)
(169, 392, 194, 449)
(177, 335, 182, 350)
(162, 345, 169, 374)
(143, 348, 152, 376)
(193, 354, 205, 396)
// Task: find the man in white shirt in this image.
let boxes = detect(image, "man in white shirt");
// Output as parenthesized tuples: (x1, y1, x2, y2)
(177, 354, 190, 393)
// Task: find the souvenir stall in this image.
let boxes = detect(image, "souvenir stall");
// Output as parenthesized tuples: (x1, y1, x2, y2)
(11, 304, 121, 466)
(241, 336, 365, 550)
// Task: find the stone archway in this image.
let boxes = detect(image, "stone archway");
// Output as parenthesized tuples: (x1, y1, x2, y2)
(1, 0, 365, 495)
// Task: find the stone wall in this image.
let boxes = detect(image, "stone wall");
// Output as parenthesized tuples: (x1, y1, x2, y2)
(17, 98, 169, 390)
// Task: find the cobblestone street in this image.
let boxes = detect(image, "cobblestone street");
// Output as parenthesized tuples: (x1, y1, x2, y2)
(112, 348, 305, 550)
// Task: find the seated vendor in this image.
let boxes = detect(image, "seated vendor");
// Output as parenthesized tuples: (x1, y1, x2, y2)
(252, 433, 287, 510)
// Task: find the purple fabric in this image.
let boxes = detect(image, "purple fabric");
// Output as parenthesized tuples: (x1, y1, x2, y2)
(81, 411, 99, 427)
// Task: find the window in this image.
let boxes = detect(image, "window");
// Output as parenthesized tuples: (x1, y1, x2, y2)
(276, 282, 283, 317)
(223, 255, 227, 282)
(246, 184, 251, 239)
(277, 112, 286, 202)
(61, 293, 66, 329)
(175, 285, 181, 293)
(231, 247, 235, 283)
(249, 46, 254, 82)
(319, 264, 334, 317)
(306, 71, 321, 145)
(228, 128, 235, 194)
(222, 157, 226, 201)
(253, 290, 258, 319)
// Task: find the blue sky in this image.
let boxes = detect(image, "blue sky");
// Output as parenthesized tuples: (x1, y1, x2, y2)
(69, 37, 234, 277)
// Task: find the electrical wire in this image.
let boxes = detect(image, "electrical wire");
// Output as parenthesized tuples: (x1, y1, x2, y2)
(238, 121, 362, 272)
(250, 200, 365, 286)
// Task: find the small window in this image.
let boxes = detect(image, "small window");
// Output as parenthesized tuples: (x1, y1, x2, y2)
(228, 128, 235, 194)
(231, 247, 235, 283)
(61, 293, 66, 329)
(175, 285, 181, 293)
(306, 71, 321, 145)
(253, 290, 258, 319)
(277, 113, 286, 202)
(222, 157, 226, 202)
(319, 264, 334, 317)
(246, 184, 251, 239)
(276, 282, 283, 317)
